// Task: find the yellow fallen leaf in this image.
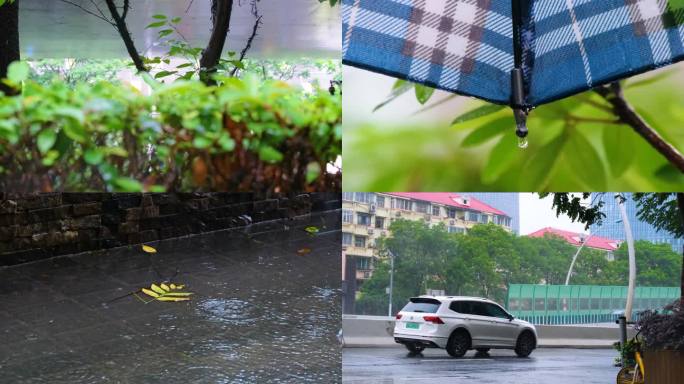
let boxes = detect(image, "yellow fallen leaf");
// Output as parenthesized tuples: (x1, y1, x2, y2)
(142, 245, 157, 253)
(163, 292, 193, 297)
(151, 284, 166, 294)
(297, 248, 312, 256)
(304, 226, 319, 234)
(141, 288, 159, 298)
(160, 283, 170, 291)
(156, 296, 190, 302)
(170, 284, 177, 289)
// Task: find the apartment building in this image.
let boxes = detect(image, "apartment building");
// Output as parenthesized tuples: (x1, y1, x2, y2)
(526, 227, 622, 261)
(342, 192, 513, 284)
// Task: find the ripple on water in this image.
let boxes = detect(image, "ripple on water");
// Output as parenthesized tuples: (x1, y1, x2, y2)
(196, 299, 259, 326)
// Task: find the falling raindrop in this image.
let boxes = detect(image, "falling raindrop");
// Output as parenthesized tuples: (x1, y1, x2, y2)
(518, 137, 529, 149)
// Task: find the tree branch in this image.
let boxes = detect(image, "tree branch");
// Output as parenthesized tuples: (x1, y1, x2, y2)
(59, 0, 115, 25)
(230, 3, 262, 77)
(104, 0, 147, 73)
(595, 82, 684, 173)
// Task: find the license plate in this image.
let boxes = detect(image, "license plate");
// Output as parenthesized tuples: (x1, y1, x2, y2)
(405, 322, 420, 329)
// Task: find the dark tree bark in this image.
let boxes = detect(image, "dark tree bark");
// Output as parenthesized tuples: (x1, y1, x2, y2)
(200, 0, 234, 85)
(104, 0, 146, 73)
(0, 0, 20, 95)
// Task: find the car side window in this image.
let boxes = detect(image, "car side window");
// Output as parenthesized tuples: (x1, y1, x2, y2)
(483, 303, 510, 319)
(450, 301, 475, 315)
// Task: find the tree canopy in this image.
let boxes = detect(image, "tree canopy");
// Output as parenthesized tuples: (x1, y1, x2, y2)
(355, 219, 682, 316)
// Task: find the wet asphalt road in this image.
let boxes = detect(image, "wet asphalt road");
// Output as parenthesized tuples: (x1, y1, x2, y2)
(0, 210, 341, 383)
(343, 347, 619, 384)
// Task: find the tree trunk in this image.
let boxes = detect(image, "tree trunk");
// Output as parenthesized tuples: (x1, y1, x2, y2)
(0, 0, 20, 95)
(677, 193, 684, 307)
(200, 0, 233, 85)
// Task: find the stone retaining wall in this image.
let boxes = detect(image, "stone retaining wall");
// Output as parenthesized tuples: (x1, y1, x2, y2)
(0, 192, 340, 265)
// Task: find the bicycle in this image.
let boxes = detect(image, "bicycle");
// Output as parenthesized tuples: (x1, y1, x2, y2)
(616, 334, 645, 384)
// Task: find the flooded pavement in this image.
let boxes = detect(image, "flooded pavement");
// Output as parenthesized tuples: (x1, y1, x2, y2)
(0, 210, 341, 383)
(343, 348, 619, 384)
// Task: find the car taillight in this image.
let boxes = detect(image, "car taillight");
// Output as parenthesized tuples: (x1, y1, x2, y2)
(423, 315, 444, 324)
(396, 314, 403, 320)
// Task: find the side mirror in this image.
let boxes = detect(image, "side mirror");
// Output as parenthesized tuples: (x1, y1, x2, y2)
(508, 315, 514, 321)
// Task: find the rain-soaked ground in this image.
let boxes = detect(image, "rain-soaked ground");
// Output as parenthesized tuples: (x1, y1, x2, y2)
(0, 210, 341, 383)
(343, 348, 618, 384)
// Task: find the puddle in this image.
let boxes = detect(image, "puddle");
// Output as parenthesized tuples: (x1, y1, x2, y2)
(197, 299, 260, 326)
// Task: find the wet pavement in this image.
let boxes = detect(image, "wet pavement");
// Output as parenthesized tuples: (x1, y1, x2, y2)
(0, 210, 341, 383)
(343, 348, 619, 384)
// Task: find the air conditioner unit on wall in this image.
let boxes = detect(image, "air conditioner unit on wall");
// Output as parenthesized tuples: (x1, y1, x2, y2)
(395, 211, 401, 217)
(367, 228, 374, 235)
(370, 204, 376, 213)
(449, 220, 455, 226)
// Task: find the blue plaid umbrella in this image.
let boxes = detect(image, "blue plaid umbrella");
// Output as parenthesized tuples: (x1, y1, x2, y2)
(342, 0, 684, 138)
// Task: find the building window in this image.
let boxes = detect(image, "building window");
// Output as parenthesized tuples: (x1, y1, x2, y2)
(480, 215, 489, 224)
(354, 193, 374, 204)
(356, 257, 371, 270)
(357, 213, 372, 226)
(376, 195, 385, 208)
(415, 201, 429, 213)
(448, 226, 465, 234)
(342, 192, 354, 201)
(447, 208, 456, 219)
(354, 235, 366, 248)
(467, 211, 478, 222)
(375, 217, 385, 229)
(432, 205, 440, 216)
(342, 209, 353, 224)
(393, 198, 411, 211)
(342, 232, 352, 245)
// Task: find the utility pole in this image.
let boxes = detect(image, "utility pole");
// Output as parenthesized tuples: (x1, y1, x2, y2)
(388, 249, 395, 317)
(616, 194, 636, 321)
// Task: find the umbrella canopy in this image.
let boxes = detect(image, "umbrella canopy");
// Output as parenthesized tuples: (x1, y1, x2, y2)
(342, 0, 684, 107)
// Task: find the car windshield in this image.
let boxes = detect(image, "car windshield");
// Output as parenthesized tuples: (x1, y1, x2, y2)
(401, 298, 441, 313)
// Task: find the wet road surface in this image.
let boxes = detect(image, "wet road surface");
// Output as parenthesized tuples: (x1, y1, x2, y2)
(0, 210, 341, 383)
(343, 347, 619, 384)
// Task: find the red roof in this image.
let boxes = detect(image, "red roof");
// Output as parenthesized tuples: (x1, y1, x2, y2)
(526, 227, 621, 251)
(386, 193, 507, 216)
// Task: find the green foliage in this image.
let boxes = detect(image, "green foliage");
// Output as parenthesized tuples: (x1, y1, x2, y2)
(345, 73, 684, 191)
(28, 59, 129, 86)
(355, 219, 682, 316)
(0, 68, 341, 192)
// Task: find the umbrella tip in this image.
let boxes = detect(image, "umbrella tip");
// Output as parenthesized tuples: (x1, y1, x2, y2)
(514, 108, 529, 149)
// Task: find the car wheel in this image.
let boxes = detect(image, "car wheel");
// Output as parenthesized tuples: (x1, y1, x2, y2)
(475, 348, 490, 353)
(446, 330, 470, 358)
(404, 343, 425, 353)
(514, 331, 535, 358)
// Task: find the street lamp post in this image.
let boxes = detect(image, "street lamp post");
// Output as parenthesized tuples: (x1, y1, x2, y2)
(565, 233, 594, 285)
(616, 194, 637, 321)
(388, 249, 395, 317)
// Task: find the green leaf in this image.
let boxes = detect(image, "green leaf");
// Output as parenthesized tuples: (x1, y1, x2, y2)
(414, 84, 435, 105)
(154, 70, 177, 79)
(158, 29, 173, 38)
(654, 164, 684, 184)
(373, 80, 413, 112)
(7, 61, 30, 83)
(259, 146, 284, 163)
(152, 14, 167, 20)
(461, 116, 511, 147)
(452, 104, 506, 125)
(603, 126, 635, 177)
(113, 177, 143, 192)
(193, 136, 213, 149)
(171, 17, 182, 24)
(521, 133, 566, 190)
(306, 162, 321, 184)
(37, 129, 57, 154)
(482, 133, 519, 184)
(146, 21, 167, 29)
(54, 106, 85, 123)
(627, 69, 676, 89)
(84, 148, 105, 165)
(565, 129, 606, 190)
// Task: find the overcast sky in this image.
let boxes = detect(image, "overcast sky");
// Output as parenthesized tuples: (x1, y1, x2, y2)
(518, 193, 587, 235)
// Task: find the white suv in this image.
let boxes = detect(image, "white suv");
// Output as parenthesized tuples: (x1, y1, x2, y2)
(393, 296, 537, 358)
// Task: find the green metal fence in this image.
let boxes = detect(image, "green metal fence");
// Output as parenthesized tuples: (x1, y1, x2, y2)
(505, 284, 680, 325)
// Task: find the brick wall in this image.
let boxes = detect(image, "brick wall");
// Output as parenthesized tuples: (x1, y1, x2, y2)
(0, 193, 340, 266)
